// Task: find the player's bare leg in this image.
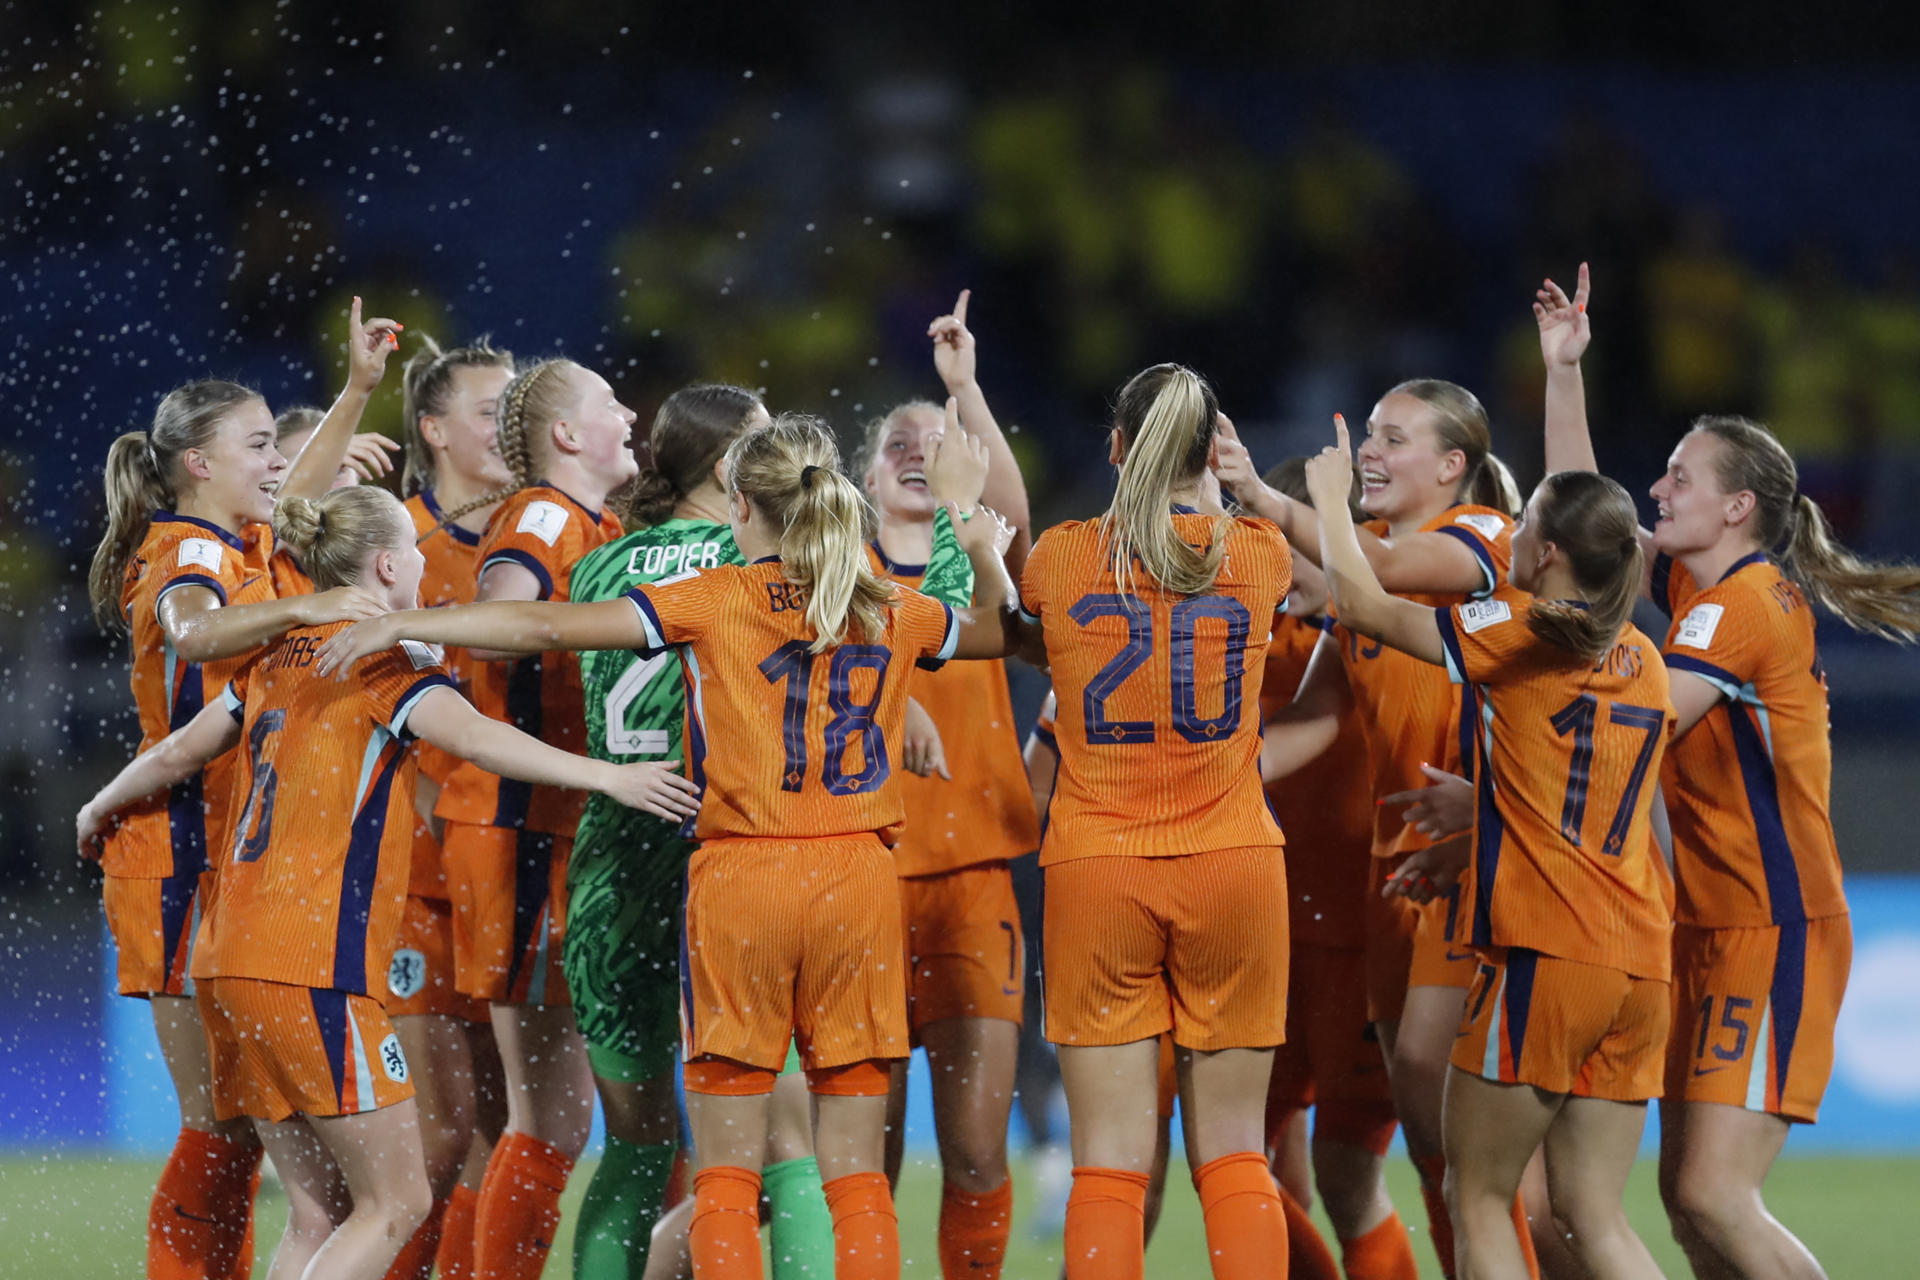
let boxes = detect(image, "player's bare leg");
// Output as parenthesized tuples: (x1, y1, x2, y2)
(1660, 1100, 1827, 1280)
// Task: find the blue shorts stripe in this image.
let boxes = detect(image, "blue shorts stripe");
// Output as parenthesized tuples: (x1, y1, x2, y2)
(310, 988, 349, 1107)
(1504, 948, 1539, 1073)
(504, 830, 554, 997)
(1770, 919, 1808, 1093)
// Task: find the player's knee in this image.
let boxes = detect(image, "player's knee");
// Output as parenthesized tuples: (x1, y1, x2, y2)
(941, 1136, 1010, 1192)
(1660, 1163, 1747, 1235)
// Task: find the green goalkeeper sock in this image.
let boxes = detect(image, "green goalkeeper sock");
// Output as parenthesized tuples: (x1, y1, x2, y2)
(764, 1155, 835, 1278)
(572, 1135, 677, 1279)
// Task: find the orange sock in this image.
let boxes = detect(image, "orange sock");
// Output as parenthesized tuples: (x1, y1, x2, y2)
(1412, 1154, 1457, 1280)
(1193, 1151, 1289, 1280)
(1281, 1186, 1339, 1280)
(689, 1166, 764, 1280)
(939, 1178, 1012, 1279)
(1341, 1213, 1419, 1280)
(382, 1195, 448, 1280)
(473, 1132, 575, 1280)
(434, 1183, 480, 1280)
(1064, 1167, 1150, 1280)
(823, 1171, 899, 1280)
(227, 1163, 261, 1280)
(1511, 1192, 1542, 1280)
(148, 1127, 262, 1280)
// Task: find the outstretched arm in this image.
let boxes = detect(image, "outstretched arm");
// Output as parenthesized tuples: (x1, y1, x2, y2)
(315, 598, 644, 677)
(77, 701, 242, 859)
(1307, 417, 1446, 668)
(165, 581, 386, 664)
(280, 296, 402, 499)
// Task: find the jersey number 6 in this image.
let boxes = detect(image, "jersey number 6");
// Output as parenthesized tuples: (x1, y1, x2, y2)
(1069, 593, 1252, 745)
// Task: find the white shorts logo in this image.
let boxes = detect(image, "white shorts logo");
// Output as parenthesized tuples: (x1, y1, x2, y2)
(387, 948, 427, 1000)
(515, 500, 568, 547)
(378, 1033, 410, 1084)
(177, 537, 225, 572)
(1459, 599, 1512, 634)
(1675, 602, 1725, 650)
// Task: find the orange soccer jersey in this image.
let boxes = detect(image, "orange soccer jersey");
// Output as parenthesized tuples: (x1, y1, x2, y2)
(434, 485, 623, 835)
(1652, 553, 1845, 928)
(1261, 611, 1371, 949)
(624, 560, 960, 843)
(192, 624, 455, 995)
(1333, 505, 1512, 861)
(404, 489, 486, 898)
(106, 513, 277, 880)
(871, 547, 1040, 876)
(1019, 512, 1290, 863)
(1436, 593, 1675, 978)
(268, 546, 315, 598)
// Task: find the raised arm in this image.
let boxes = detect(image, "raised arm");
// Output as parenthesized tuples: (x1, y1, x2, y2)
(77, 700, 242, 859)
(166, 581, 386, 664)
(948, 501, 1023, 661)
(1213, 413, 1489, 596)
(280, 296, 403, 499)
(1308, 417, 1447, 668)
(315, 597, 644, 678)
(405, 685, 699, 823)
(931, 290, 1033, 573)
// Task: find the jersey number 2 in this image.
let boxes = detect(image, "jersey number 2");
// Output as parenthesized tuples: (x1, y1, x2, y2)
(604, 650, 675, 756)
(232, 709, 286, 864)
(1069, 593, 1252, 745)
(758, 642, 893, 795)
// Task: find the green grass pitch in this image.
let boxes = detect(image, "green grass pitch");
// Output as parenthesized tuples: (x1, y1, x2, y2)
(3, 1151, 1911, 1276)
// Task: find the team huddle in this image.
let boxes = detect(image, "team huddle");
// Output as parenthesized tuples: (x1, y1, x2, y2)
(75, 271, 1919, 1280)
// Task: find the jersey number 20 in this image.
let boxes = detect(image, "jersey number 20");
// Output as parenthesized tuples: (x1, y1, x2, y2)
(1069, 593, 1252, 745)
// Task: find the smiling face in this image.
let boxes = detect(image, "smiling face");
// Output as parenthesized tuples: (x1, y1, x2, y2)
(430, 363, 515, 490)
(191, 397, 286, 526)
(560, 365, 641, 488)
(865, 403, 943, 522)
(1649, 430, 1746, 557)
(1354, 392, 1464, 525)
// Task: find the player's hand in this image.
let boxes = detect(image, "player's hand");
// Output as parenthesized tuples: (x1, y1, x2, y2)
(346, 295, 403, 395)
(1534, 262, 1592, 369)
(296, 585, 389, 630)
(602, 760, 702, 822)
(902, 697, 951, 780)
(925, 398, 990, 513)
(76, 801, 115, 863)
(1303, 414, 1355, 512)
(314, 613, 402, 678)
(1209, 412, 1265, 504)
(1378, 763, 1475, 840)
(1382, 835, 1470, 904)
(949, 502, 1014, 560)
(341, 431, 400, 481)
(929, 289, 977, 391)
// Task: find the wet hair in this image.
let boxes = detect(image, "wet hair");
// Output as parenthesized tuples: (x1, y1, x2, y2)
(1104, 363, 1228, 596)
(1263, 456, 1366, 520)
(273, 406, 325, 442)
(1689, 415, 1920, 641)
(433, 358, 581, 525)
(272, 488, 411, 592)
(1385, 378, 1523, 518)
(632, 384, 764, 526)
(726, 414, 893, 653)
(399, 333, 516, 496)
(88, 380, 265, 633)
(1524, 471, 1646, 661)
(856, 399, 943, 481)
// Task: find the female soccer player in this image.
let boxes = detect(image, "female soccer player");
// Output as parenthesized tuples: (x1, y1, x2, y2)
(1012, 363, 1294, 1280)
(1220, 384, 1527, 1278)
(313, 412, 1021, 1280)
(1306, 414, 1675, 1280)
(424, 356, 639, 1280)
(78, 485, 697, 1280)
(862, 291, 1039, 1279)
(83, 299, 399, 1280)
(389, 333, 518, 1280)
(1257, 458, 1420, 1280)
(1538, 264, 1920, 1280)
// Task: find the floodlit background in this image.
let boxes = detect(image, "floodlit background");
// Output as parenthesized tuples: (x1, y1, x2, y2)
(3, 2, 1918, 1273)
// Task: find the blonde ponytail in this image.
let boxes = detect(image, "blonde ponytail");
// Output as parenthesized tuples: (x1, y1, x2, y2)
(273, 488, 412, 591)
(1104, 363, 1229, 597)
(726, 415, 893, 654)
(88, 380, 264, 633)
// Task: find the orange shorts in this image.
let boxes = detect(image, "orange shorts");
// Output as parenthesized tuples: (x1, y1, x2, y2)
(1043, 845, 1288, 1052)
(443, 823, 572, 1006)
(197, 976, 414, 1123)
(1268, 944, 1393, 1114)
(103, 869, 208, 997)
(1408, 889, 1478, 990)
(1452, 949, 1669, 1102)
(1364, 858, 1418, 1023)
(681, 836, 908, 1073)
(1665, 916, 1851, 1123)
(384, 895, 490, 1023)
(901, 861, 1024, 1044)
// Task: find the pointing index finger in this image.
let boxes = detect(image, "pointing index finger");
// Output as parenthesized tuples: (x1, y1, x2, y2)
(952, 289, 969, 327)
(1333, 412, 1350, 455)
